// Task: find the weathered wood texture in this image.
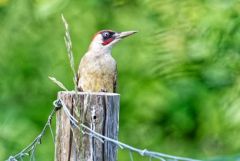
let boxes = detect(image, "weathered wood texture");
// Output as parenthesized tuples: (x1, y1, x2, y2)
(55, 91, 120, 161)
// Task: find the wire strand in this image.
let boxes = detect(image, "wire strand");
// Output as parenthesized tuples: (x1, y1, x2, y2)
(6, 105, 58, 161)
(6, 99, 202, 161)
(60, 99, 202, 161)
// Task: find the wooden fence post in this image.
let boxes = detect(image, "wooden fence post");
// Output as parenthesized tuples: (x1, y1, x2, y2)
(55, 91, 120, 161)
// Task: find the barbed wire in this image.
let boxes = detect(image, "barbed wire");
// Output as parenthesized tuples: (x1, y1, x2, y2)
(6, 102, 61, 161)
(6, 98, 202, 161)
(6, 14, 202, 161)
(59, 98, 202, 161)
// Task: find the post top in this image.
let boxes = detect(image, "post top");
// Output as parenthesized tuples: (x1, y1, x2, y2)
(58, 91, 120, 96)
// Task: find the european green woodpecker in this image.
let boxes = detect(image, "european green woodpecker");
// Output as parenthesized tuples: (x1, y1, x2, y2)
(77, 30, 137, 93)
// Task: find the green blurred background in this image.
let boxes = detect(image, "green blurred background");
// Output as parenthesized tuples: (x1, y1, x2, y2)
(1, 0, 240, 160)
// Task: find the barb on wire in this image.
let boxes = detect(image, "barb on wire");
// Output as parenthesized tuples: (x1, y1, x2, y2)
(59, 99, 202, 161)
(6, 104, 59, 161)
(6, 98, 202, 161)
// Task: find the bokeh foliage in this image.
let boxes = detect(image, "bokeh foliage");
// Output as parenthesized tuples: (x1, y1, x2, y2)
(0, 0, 240, 160)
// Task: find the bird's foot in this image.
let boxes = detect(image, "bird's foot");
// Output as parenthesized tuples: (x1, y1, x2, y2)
(100, 89, 107, 92)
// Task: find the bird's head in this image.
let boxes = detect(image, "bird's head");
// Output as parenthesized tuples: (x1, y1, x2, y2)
(89, 30, 137, 53)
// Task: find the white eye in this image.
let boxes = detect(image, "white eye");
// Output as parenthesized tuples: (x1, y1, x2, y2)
(103, 32, 110, 38)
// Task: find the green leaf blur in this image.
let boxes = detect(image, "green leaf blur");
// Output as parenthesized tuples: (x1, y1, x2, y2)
(0, 0, 240, 160)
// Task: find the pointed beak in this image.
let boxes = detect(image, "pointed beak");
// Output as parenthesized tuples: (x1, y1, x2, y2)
(116, 31, 137, 39)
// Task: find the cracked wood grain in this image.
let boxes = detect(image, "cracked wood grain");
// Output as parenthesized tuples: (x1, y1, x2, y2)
(55, 91, 120, 161)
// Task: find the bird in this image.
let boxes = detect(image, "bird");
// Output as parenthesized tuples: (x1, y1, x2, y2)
(77, 30, 137, 93)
